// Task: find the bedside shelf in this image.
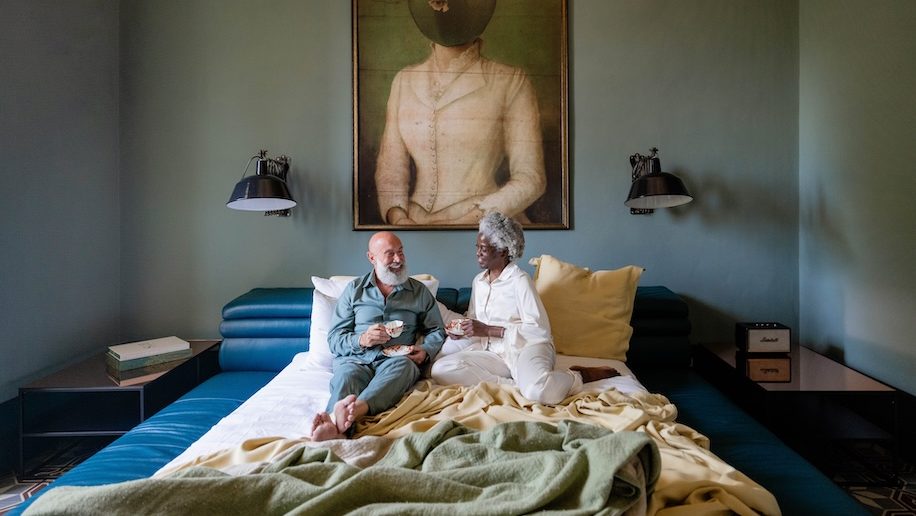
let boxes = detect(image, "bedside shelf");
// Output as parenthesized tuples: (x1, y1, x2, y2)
(694, 341, 900, 485)
(18, 339, 220, 475)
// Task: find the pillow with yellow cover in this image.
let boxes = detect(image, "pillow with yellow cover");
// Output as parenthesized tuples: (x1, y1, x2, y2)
(530, 255, 642, 361)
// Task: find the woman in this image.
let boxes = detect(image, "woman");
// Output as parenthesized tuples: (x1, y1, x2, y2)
(430, 212, 616, 404)
(374, 0, 546, 226)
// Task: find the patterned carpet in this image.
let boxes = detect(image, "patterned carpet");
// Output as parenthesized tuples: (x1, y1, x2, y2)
(0, 438, 105, 515)
(0, 472, 48, 516)
(822, 441, 916, 515)
(1, 438, 914, 515)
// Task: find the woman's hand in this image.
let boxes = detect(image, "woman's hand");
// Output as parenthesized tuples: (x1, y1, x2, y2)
(461, 319, 502, 338)
(457, 318, 478, 337)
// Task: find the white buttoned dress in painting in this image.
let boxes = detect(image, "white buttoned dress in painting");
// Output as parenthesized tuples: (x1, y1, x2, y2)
(430, 262, 583, 404)
(375, 41, 547, 225)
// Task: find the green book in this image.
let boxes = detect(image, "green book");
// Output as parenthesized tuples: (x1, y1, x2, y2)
(106, 359, 186, 382)
(105, 348, 193, 372)
(107, 370, 165, 387)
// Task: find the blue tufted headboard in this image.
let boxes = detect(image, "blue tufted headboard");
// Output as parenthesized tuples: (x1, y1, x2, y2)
(218, 286, 690, 373)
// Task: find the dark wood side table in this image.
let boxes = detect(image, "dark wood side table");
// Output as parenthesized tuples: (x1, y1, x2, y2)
(18, 339, 220, 475)
(694, 341, 899, 484)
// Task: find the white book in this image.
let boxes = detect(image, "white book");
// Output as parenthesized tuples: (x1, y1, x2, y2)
(108, 336, 190, 361)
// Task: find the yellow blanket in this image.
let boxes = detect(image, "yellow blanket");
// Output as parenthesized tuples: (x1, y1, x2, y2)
(355, 381, 779, 516)
(164, 380, 779, 515)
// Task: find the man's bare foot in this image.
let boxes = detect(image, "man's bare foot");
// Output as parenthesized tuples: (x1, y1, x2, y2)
(333, 394, 358, 434)
(570, 365, 620, 384)
(310, 411, 343, 441)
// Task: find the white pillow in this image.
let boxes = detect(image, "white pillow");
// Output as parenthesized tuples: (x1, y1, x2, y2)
(408, 274, 440, 297)
(314, 274, 439, 298)
(314, 276, 356, 298)
(307, 274, 441, 371)
(303, 288, 338, 371)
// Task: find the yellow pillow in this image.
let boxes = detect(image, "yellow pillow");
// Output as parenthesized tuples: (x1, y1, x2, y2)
(531, 255, 642, 361)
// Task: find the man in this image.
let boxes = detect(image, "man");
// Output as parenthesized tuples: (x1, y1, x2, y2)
(310, 231, 446, 441)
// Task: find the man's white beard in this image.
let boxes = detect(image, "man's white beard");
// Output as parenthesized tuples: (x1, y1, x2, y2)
(375, 261, 408, 286)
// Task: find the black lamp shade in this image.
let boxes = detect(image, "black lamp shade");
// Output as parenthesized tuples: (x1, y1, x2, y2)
(625, 172, 693, 209)
(227, 174, 296, 211)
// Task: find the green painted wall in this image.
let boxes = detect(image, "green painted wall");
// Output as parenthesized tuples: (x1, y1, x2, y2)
(0, 0, 120, 402)
(6, 0, 913, 410)
(799, 1, 916, 395)
(118, 0, 801, 360)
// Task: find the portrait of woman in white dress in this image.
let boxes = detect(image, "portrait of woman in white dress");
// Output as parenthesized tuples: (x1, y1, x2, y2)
(353, 0, 569, 229)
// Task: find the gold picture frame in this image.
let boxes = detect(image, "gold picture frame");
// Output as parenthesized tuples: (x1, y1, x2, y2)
(352, 0, 569, 230)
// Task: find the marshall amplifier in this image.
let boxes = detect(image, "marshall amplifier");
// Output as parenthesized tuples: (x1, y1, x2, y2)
(735, 322, 791, 353)
(739, 353, 792, 382)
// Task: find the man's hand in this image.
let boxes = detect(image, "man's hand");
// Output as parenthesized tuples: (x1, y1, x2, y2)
(359, 324, 391, 348)
(407, 346, 428, 366)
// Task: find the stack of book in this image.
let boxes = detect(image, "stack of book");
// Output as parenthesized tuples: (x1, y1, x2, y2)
(106, 336, 192, 386)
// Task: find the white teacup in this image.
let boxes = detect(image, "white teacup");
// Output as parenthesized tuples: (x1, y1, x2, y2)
(384, 320, 404, 338)
(445, 319, 467, 336)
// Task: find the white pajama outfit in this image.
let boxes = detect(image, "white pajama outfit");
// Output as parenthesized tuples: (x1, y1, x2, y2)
(430, 263, 583, 404)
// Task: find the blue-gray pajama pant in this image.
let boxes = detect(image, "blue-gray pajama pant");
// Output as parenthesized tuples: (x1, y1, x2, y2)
(327, 355, 420, 415)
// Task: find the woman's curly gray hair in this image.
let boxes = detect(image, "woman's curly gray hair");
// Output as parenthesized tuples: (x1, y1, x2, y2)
(478, 211, 525, 262)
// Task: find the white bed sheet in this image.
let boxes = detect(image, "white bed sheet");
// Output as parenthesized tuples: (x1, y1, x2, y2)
(157, 351, 648, 475)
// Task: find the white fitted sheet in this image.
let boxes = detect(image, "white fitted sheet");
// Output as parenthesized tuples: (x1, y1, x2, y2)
(157, 351, 647, 475)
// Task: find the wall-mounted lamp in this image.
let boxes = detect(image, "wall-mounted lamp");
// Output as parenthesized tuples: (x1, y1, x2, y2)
(625, 147, 693, 215)
(227, 150, 296, 216)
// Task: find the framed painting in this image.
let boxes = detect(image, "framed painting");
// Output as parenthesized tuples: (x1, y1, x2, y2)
(352, 0, 569, 230)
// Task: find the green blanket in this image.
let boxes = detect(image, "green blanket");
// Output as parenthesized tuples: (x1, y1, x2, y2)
(25, 420, 659, 516)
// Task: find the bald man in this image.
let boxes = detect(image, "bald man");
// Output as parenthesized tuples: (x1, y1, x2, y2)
(311, 232, 446, 441)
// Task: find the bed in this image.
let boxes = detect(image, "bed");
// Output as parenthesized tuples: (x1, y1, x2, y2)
(15, 258, 867, 515)
(23, 354, 774, 515)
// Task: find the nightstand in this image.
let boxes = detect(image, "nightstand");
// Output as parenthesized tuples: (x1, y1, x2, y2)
(18, 339, 220, 475)
(694, 341, 899, 484)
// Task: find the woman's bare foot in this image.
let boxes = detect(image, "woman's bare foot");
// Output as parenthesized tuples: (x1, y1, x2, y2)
(570, 365, 620, 384)
(333, 394, 358, 434)
(310, 411, 343, 441)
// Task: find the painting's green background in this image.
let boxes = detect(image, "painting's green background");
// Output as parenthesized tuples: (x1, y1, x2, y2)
(354, 0, 566, 225)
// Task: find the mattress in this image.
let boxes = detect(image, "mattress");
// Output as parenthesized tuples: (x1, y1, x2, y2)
(157, 351, 647, 474)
